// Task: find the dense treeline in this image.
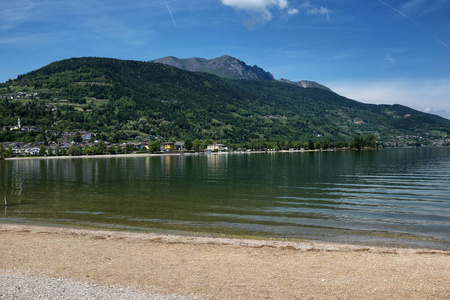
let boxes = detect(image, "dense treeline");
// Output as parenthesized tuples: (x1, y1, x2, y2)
(1, 57, 449, 144)
(0, 133, 381, 159)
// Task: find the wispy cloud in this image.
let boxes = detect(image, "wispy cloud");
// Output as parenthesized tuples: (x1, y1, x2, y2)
(0, 33, 53, 46)
(401, 0, 427, 12)
(307, 6, 332, 15)
(376, 0, 448, 48)
(164, 0, 177, 27)
(0, 1, 162, 47)
(307, 6, 332, 23)
(0, 1, 39, 30)
(295, 1, 333, 23)
(401, 0, 448, 15)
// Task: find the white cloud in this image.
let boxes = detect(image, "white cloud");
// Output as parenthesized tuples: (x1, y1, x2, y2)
(307, 6, 332, 23)
(278, 0, 288, 9)
(222, 0, 289, 11)
(295, 2, 332, 22)
(299, 2, 311, 9)
(221, 0, 334, 27)
(221, 0, 291, 28)
(327, 79, 450, 119)
(307, 6, 332, 15)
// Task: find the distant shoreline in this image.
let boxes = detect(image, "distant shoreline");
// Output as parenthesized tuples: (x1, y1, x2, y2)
(4, 152, 182, 160)
(3, 149, 326, 161)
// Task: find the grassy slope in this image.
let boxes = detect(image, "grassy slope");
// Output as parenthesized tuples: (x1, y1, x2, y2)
(1, 57, 449, 142)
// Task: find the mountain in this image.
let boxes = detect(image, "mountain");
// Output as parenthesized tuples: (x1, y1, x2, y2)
(0, 57, 449, 145)
(153, 55, 330, 91)
(278, 78, 331, 91)
(152, 55, 275, 80)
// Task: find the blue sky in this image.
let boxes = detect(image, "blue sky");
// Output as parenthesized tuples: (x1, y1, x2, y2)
(1, 0, 449, 118)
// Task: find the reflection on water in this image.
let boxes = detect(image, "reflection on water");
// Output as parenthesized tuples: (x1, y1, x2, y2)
(1, 148, 449, 250)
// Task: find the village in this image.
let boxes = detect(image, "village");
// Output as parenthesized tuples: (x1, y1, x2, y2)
(1, 130, 449, 159)
(0, 138, 236, 157)
(1, 115, 449, 158)
(0, 117, 235, 157)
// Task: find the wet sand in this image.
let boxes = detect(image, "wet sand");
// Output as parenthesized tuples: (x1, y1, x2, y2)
(0, 224, 449, 299)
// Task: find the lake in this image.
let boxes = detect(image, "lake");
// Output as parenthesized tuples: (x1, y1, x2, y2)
(1, 148, 449, 250)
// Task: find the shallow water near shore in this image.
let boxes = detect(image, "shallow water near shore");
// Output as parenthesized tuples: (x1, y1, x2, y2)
(1, 148, 449, 249)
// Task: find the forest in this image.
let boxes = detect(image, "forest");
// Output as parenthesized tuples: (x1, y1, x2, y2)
(1, 57, 449, 145)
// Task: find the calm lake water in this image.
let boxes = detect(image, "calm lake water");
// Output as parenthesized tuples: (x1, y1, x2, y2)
(1, 148, 449, 249)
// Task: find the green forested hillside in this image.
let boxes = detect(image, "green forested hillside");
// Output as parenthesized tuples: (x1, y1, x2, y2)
(1, 57, 449, 144)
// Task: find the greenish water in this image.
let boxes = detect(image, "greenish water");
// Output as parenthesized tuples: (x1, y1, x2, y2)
(1, 148, 449, 249)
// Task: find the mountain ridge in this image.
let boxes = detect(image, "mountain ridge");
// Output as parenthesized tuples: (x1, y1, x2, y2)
(152, 55, 329, 90)
(152, 55, 275, 81)
(0, 57, 449, 145)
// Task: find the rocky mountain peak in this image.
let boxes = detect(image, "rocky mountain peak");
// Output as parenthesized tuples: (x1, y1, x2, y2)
(152, 55, 274, 80)
(152, 55, 330, 90)
(278, 78, 331, 91)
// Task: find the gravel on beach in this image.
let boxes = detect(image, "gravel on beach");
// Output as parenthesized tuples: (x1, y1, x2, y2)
(0, 271, 195, 300)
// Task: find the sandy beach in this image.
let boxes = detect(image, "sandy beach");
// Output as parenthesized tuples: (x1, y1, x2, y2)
(0, 224, 449, 299)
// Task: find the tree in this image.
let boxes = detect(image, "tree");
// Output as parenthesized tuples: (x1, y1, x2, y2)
(107, 145, 116, 154)
(353, 135, 363, 150)
(0, 144, 6, 158)
(149, 140, 161, 152)
(39, 145, 46, 156)
(84, 146, 94, 155)
(184, 138, 193, 151)
(364, 134, 379, 149)
(293, 141, 303, 149)
(96, 142, 105, 155)
(5, 147, 12, 157)
(68, 145, 81, 156)
(284, 141, 293, 149)
(125, 143, 134, 154)
(193, 139, 202, 152)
